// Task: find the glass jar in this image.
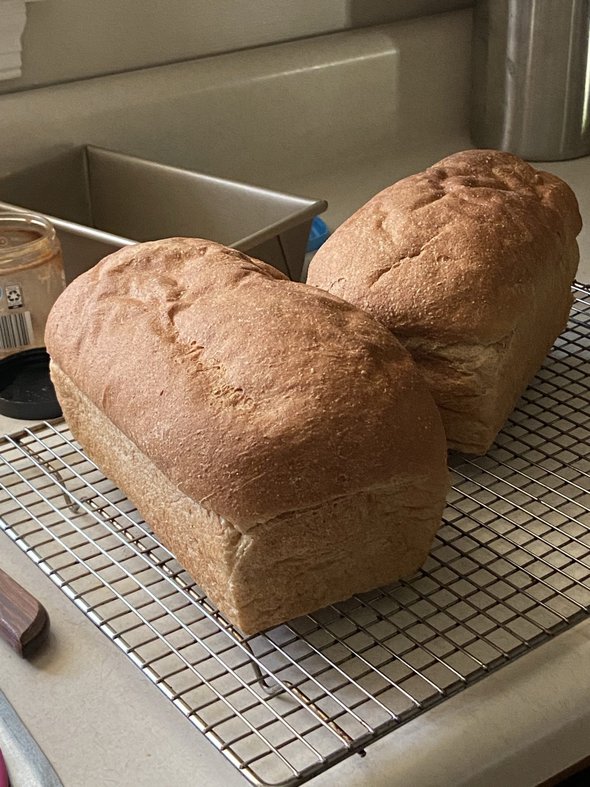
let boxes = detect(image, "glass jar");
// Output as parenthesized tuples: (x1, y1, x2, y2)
(0, 211, 66, 361)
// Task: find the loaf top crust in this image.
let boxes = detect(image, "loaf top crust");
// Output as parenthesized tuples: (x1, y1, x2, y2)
(307, 149, 582, 344)
(45, 238, 448, 530)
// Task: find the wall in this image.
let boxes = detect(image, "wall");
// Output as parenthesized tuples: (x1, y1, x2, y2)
(0, 12, 472, 182)
(1, 0, 472, 94)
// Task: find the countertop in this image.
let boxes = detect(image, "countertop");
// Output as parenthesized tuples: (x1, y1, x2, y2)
(1, 9, 590, 787)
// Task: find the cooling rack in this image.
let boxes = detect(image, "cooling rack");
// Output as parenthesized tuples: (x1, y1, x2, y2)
(1, 283, 589, 786)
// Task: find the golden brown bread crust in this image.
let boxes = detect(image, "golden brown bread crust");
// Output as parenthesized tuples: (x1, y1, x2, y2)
(45, 238, 448, 529)
(306, 149, 582, 453)
(45, 237, 450, 633)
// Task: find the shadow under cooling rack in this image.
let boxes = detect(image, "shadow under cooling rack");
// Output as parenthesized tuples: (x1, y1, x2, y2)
(1, 283, 589, 786)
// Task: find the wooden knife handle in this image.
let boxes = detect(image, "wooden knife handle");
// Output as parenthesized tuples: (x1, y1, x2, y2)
(0, 567, 49, 657)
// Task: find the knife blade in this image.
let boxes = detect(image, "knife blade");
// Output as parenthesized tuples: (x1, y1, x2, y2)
(0, 690, 63, 787)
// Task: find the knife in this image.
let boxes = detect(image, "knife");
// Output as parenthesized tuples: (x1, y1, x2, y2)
(0, 568, 49, 657)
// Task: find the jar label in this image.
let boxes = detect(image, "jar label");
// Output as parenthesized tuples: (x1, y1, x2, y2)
(0, 310, 34, 352)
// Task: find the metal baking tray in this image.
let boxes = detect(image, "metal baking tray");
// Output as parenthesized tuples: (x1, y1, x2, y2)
(0, 283, 589, 786)
(0, 146, 327, 282)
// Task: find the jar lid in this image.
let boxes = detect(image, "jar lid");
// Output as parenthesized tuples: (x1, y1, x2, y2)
(0, 348, 62, 420)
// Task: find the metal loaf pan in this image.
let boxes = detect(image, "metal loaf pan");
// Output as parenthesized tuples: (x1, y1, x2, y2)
(0, 146, 327, 282)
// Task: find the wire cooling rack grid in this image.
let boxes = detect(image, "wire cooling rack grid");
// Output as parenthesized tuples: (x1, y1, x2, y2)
(1, 283, 589, 786)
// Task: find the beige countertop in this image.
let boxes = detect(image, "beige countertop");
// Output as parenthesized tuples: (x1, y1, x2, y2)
(1, 9, 590, 787)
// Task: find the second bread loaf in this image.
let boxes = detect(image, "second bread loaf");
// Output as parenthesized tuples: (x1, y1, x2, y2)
(307, 149, 582, 454)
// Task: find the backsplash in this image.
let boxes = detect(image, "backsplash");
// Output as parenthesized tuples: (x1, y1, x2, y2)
(0, 11, 471, 186)
(2, 0, 472, 94)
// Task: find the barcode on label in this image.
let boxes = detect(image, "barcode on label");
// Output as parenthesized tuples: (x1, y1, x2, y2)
(0, 311, 34, 351)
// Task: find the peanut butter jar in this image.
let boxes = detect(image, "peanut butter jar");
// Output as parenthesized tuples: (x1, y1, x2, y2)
(0, 211, 65, 361)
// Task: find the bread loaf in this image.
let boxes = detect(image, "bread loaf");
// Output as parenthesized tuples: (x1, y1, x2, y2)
(306, 149, 582, 454)
(45, 238, 449, 634)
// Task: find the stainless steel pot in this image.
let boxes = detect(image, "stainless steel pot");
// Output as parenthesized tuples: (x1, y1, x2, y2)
(471, 0, 590, 160)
